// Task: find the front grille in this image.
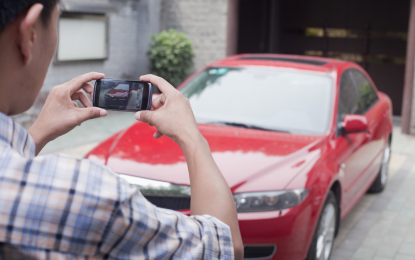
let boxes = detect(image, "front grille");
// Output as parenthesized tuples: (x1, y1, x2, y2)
(144, 195, 191, 210)
(244, 245, 277, 259)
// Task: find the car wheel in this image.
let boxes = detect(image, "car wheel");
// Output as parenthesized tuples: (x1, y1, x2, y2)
(306, 191, 337, 260)
(368, 139, 391, 193)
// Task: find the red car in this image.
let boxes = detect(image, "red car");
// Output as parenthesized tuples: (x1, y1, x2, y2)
(87, 54, 392, 260)
(104, 83, 131, 107)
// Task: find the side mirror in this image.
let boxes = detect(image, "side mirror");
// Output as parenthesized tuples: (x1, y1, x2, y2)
(341, 114, 368, 134)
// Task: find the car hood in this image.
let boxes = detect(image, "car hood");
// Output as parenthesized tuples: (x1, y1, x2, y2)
(88, 122, 324, 193)
(106, 89, 128, 96)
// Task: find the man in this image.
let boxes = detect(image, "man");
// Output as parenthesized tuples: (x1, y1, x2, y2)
(0, 0, 243, 259)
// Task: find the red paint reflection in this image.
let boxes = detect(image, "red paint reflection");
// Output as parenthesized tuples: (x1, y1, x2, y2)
(96, 122, 320, 166)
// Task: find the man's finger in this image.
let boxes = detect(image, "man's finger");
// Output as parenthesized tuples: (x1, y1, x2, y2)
(150, 95, 160, 111)
(79, 82, 97, 102)
(151, 93, 166, 111)
(71, 91, 92, 108)
(70, 72, 105, 93)
(139, 74, 176, 96)
(135, 110, 156, 125)
(153, 130, 164, 139)
(77, 107, 107, 123)
(80, 82, 95, 96)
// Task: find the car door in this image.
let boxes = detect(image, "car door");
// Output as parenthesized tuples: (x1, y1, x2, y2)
(349, 69, 384, 188)
(335, 69, 369, 214)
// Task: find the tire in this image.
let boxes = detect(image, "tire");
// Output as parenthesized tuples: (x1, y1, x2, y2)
(306, 191, 338, 260)
(368, 139, 391, 193)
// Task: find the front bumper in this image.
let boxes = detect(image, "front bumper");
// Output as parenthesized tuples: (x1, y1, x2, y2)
(177, 200, 315, 260)
(104, 96, 128, 107)
(238, 199, 314, 260)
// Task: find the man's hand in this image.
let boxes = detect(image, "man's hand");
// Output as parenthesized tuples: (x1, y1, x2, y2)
(135, 75, 202, 148)
(28, 72, 108, 155)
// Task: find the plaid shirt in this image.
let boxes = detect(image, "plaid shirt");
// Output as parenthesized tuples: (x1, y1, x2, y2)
(0, 113, 234, 259)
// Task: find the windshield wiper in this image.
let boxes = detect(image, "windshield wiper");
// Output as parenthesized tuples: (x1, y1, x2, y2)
(201, 121, 290, 133)
(224, 122, 290, 133)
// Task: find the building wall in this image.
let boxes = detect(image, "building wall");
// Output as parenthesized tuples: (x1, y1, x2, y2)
(160, 0, 229, 71)
(13, 0, 161, 128)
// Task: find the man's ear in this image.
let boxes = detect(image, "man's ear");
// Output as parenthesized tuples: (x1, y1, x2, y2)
(19, 4, 44, 65)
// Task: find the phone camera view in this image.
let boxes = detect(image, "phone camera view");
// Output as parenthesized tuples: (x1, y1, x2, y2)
(99, 81, 144, 110)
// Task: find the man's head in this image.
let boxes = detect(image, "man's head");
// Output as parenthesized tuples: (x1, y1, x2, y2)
(0, 1, 58, 34)
(0, 0, 60, 115)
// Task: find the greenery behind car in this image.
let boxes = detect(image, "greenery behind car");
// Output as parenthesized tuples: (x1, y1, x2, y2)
(148, 29, 194, 87)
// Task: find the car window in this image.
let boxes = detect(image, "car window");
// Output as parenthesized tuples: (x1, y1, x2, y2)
(351, 69, 378, 112)
(181, 67, 333, 135)
(338, 70, 363, 121)
(114, 84, 130, 91)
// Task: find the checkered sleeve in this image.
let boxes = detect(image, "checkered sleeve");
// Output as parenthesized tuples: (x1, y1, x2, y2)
(0, 148, 234, 259)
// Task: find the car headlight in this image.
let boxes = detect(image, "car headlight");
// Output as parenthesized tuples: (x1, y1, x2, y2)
(119, 174, 191, 197)
(234, 189, 308, 212)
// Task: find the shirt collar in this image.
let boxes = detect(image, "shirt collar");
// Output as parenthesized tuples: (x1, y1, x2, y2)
(0, 112, 35, 158)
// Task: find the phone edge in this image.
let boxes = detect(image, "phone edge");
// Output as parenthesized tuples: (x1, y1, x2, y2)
(93, 79, 100, 107)
(146, 83, 153, 110)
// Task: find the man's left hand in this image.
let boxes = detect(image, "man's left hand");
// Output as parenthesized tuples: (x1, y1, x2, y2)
(28, 72, 108, 155)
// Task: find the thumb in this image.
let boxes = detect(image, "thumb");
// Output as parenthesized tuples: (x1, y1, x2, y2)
(79, 107, 108, 122)
(135, 110, 156, 125)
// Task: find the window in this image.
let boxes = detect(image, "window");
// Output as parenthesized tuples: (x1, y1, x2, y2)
(57, 14, 108, 61)
(351, 69, 378, 112)
(338, 70, 363, 121)
(181, 67, 333, 135)
(114, 84, 130, 91)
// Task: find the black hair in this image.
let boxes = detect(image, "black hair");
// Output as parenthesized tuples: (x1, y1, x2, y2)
(0, 0, 59, 33)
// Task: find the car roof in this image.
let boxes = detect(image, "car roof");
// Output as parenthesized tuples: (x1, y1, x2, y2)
(210, 53, 350, 73)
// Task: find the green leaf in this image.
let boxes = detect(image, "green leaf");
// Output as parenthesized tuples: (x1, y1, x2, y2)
(148, 29, 194, 87)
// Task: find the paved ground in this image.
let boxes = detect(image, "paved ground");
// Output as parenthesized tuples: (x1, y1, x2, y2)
(41, 115, 415, 260)
(332, 117, 415, 260)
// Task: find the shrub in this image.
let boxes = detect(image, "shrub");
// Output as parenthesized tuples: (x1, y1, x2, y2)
(148, 29, 194, 87)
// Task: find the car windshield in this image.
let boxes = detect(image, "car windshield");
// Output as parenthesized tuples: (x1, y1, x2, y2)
(114, 84, 130, 91)
(181, 67, 333, 135)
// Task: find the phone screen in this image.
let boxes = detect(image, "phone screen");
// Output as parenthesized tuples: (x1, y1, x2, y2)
(93, 79, 152, 111)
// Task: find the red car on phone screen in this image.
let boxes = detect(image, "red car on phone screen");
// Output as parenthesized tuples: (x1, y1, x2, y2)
(87, 54, 392, 260)
(104, 83, 131, 107)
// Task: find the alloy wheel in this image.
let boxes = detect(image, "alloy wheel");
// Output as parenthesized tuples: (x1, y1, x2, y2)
(316, 203, 336, 260)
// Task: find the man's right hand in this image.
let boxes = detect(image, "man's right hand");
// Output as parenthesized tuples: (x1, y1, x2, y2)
(135, 75, 203, 148)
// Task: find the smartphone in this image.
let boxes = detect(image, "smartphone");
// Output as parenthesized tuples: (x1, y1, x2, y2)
(93, 79, 152, 111)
